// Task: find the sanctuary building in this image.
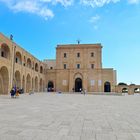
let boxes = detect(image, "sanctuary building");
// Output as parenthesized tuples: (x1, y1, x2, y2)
(0, 33, 117, 94)
(45, 44, 117, 92)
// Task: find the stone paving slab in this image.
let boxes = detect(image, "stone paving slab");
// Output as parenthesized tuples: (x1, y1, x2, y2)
(0, 93, 140, 140)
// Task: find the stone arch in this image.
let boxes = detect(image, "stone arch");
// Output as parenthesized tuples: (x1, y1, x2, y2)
(32, 61, 34, 70)
(22, 75, 25, 91)
(104, 81, 111, 92)
(35, 76, 38, 92)
(15, 70, 21, 88)
(43, 80, 45, 91)
(15, 51, 22, 64)
(134, 88, 140, 93)
(1, 43, 10, 59)
(0, 75, 3, 94)
(0, 66, 9, 94)
(47, 81, 54, 92)
(32, 77, 34, 91)
(75, 78, 82, 92)
(40, 66, 43, 74)
(74, 72, 83, 80)
(40, 78, 43, 92)
(27, 58, 32, 68)
(23, 56, 26, 66)
(74, 73, 83, 92)
(35, 63, 38, 72)
(122, 87, 128, 93)
(26, 74, 31, 93)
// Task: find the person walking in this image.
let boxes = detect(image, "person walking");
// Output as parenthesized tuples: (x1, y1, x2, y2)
(10, 87, 15, 98)
(84, 89, 86, 95)
(15, 87, 19, 98)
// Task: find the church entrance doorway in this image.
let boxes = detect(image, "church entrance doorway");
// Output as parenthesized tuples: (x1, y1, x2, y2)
(48, 81, 54, 92)
(75, 78, 82, 92)
(104, 81, 111, 92)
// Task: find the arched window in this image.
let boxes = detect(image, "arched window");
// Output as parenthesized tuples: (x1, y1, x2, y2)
(27, 58, 32, 68)
(35, 63, 38, 72)
(15, 52, 22, 65)
(1, 43, 10, 59)
(40, 66, 43, 73)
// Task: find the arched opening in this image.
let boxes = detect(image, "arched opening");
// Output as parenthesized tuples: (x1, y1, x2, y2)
(40, 78, 43, 92)
(122, 88, 128, 93)
(15, 71, 21, 88)
(0, 75, 3, 94)
(22, 76, 25, 92)
(23, 56, 26, 66)
(104, 81, 111, 92)
(27, 58, 32, 68)
(26, 74, 31, 93)
(0, 66, 9, 94)
(35, 76, 38, 92)
(32, 78, 34, 91)
(1, 43, 10, 59)
(75, 78, 82, 92)
(43, 80, 44, 92)
(40, 66, 43, 74)
(15, 52, 22, 65)
(32, 61, 34, 70)
(47, 81, 54, 92)
(134, 88, 140, 93)
(35, 63, 38, 72)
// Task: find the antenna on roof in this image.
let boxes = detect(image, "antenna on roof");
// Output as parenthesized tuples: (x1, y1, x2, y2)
(76, 39, 81, 44)
(10, 34, 13, 41)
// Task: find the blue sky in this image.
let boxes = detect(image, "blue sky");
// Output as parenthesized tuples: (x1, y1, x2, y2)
(0, 0, 140, 84)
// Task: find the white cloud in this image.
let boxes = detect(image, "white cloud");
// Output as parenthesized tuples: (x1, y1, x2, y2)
(0, 0, 139, 20)
(128, 0, 140, 4)
(53, 0, 74, 7)
(80, 0, 120, 7)
(89, 15, 100, 23)
(0, 0, 54, 20)
(0, 0, 73, 20)
(89, 15, 100, 30)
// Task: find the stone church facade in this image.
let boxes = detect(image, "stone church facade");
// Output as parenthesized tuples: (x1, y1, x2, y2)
(0, 33, 116, 94)
(45, 44, 117, 92)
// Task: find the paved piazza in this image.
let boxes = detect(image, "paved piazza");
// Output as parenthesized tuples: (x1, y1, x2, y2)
(0, 93, 140, 140)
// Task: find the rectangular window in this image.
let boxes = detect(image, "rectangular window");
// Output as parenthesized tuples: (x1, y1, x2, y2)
(91, 64, 94, 69)
(91, 52, 94, 57)
(64, 64, 67, 69)
(77, 64, 80, 69)
(77, 53, 80, 57)
(64, 53, 67, 58)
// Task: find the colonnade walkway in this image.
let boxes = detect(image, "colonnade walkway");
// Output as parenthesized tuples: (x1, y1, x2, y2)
(0, 92, 140, 140)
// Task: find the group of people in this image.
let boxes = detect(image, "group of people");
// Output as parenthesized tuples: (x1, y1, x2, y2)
(10, 87, 20, 98)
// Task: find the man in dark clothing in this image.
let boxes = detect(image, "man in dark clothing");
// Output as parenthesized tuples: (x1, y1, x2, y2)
(10, 87, 15, 98)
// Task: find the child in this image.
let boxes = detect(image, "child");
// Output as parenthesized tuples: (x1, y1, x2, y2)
(15, 88, 19, 98)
